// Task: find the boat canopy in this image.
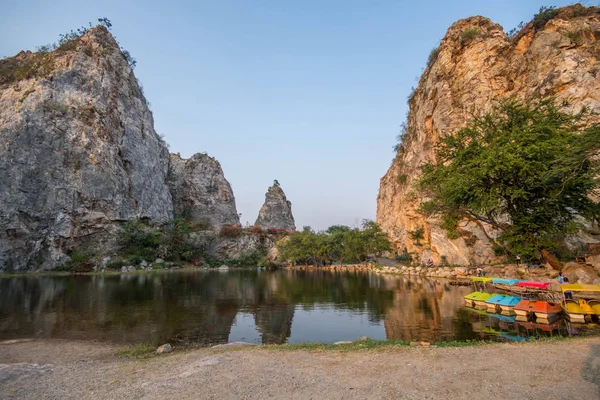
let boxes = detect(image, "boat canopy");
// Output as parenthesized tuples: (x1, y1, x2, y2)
(492, 278, 520, 286)
(561, 284, 600, 292)
(472, 277, 494, 283)
(517, 281, 551, 290)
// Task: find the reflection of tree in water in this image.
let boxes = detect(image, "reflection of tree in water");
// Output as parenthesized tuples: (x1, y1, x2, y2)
(0, 270, 397, 345)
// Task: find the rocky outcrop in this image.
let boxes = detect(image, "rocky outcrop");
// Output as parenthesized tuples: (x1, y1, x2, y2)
(0, 26, 173, 272)
(377, 5, 600, 266)
(255, 184, 296, 230)
(169, 153, 239, 229)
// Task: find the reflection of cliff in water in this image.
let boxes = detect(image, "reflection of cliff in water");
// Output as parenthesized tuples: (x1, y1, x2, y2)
(383, 277, 471, 342)
(0, 270, 398, 345)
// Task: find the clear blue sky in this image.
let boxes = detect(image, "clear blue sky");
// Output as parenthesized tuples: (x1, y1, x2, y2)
(1, 0, 581, 230)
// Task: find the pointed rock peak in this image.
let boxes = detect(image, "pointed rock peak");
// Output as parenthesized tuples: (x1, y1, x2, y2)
(168, 153, 240, 229)
(255, 181, 296, 230)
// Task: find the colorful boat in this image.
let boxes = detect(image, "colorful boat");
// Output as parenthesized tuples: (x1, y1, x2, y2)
(485, 294, 507, 313)
(514, 299, 562, 322)
(492, 278, 520, 286)
(496, 295, 522, 314)
(560, 284, 600, 322)
(517, 281, 552, 290)
(562, 299, 593, 323)
(464, 292, 493, 308)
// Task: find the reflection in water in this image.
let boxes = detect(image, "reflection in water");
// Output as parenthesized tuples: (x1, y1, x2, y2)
(0, 270, 591, 345)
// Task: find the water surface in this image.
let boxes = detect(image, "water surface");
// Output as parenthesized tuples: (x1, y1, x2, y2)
(0, 269, 586, 345)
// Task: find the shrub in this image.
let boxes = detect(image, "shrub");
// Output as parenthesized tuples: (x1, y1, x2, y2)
(105, 260, 125, 270)
(397, 174, 408, 186)
(532, 6, 558, 30)
(396, 252, 413, 262)
(250, 226, 263, 234)
(53, 251, 94, 272)
(219, 224, 242, 238)
(460, 28, 480, 46)
(408, 226, 425, 246)
(506, 21, 525, 40)
(426, 46, 440, 68)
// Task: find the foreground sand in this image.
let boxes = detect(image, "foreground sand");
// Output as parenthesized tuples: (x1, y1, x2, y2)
(1, 338, 599, 399)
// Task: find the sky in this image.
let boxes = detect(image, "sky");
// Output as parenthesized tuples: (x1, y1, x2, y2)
(1, 0, 583, 230)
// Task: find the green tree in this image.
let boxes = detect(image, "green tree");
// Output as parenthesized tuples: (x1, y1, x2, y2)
(419, 99, 600, 268)
(408, 226, 425, 246)
(361, 220, 393, 263)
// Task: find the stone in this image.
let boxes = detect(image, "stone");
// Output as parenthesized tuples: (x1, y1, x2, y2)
(100, 257, 111, 267)
(155, 258, 164, 264)
(156, 343, 173, 354)
(358, 336, 369, 341)
(0, 26, 173, 272)
(168, 153, 240, 229)
(254, 183, 296, 230)
(140, 260, 148, 268)
(376, 5, 600, 266)
(333, 341, 353, 345)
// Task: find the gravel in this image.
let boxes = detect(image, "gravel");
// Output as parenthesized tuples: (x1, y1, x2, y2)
(1, 338, 599, 399)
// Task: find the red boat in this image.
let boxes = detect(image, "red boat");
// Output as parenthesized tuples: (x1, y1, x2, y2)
(514, 299, 562, 322)
(517, 281, 552, 290)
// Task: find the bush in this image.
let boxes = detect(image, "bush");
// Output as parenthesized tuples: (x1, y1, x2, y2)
(460, 28, 480, 46)
(396, 252, 413, 262)
(219, 224, 242, 238)
(408, 226, 425, 246)
(53, 251, 94, 272)
(532, 6, 558, 30)
(250, 225, 263, 234)
(105, 260, 125, 270)
(426, 47, 440, 68)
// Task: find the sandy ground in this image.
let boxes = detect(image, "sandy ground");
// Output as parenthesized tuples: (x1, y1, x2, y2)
(1, 338, 600, 400)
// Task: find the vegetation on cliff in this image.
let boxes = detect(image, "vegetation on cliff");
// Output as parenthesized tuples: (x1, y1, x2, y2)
(277, 220, 392, 266)
(418, 99, 600, 266)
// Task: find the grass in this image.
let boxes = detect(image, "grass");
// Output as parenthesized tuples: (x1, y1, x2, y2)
(115, 343, 156, 358)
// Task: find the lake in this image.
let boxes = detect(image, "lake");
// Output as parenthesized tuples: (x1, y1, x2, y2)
(0, 269, 587, 346)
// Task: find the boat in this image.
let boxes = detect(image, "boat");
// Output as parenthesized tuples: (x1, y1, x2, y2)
(492, 278, 520, 292)
(496, 295, 522, 314)
(517, 281, 552, 290)
(560, 284, 600, 322)
(514, 299, 562, 322)
(464, 292, 493, 308)
(562, 299, 593, 323)
(485, 294, 507, 313)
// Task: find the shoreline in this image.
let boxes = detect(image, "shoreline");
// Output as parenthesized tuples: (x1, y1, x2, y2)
(1, 337, 598, 399)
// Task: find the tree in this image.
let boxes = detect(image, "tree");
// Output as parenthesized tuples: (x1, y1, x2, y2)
(408, 226, 425, 246)
(361, 220, 392, 263)
(419, 99, 600, 268)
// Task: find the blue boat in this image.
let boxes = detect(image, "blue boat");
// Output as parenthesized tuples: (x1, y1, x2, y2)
(484, 294, 507, 312)
(496, 296, 522, 313)
(492, 278, 520, 286)
(488, 313, 517, 323)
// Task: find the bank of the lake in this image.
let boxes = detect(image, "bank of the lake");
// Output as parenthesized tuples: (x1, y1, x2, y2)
(1, 337, 598, 399)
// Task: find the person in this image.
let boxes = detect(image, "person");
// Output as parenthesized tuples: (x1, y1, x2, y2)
(558, 272, 565, 284)
(563, 276, 573, 299)
(516, 255, 521, 266)
(426, 258, 434, 268)
(476, 267, 484, 277)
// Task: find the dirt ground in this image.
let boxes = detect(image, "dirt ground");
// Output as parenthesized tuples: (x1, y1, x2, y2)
(1, 338, 599, 400)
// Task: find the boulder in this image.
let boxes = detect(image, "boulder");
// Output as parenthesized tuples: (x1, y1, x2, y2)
(156, 343, 173, 354)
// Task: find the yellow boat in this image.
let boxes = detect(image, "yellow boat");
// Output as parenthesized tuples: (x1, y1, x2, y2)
(560, 284, 600, 323)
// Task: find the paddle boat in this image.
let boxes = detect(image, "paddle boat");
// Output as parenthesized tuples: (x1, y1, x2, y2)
(492, 278, 520, 292)
(560, 284, 600, 322)
(464, 291, 493, 308)
(485, 294, 507, 313)
(517, 281, 552, 290)
(514, 299, 562, 323)
(497, 295, 522, 314)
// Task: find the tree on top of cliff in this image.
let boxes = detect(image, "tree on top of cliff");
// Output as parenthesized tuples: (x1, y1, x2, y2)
(419, 99, 600, 268)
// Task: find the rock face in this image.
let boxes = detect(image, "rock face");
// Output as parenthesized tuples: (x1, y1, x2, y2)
(254, 184, 295, 230)
(168, 153, 239, 229)
(0, 27, 173, 271)
(377, 5, 600, 265)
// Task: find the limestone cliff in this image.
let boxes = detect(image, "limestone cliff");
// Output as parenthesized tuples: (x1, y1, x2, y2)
(168, 153, 240, 229)
(377, 5, 600, 265)
(0, 26, 173, 271)
(255, 184, 296, 230)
